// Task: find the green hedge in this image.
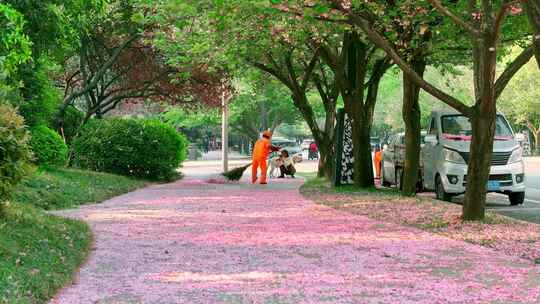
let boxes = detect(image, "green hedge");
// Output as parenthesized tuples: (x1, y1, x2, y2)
(72, 118, 188, 180)
(29, 125, 68, 167)
(0, 102, 33, 203)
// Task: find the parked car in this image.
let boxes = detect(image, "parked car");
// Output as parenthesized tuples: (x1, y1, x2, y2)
(381, 131, 427, 189)
(272, 138, 303, 160)
(421, 110, 525, 205)
(301, 139, 313, 150)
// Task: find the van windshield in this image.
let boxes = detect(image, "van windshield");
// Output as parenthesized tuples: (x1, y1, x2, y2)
(441, 115, 513, 140)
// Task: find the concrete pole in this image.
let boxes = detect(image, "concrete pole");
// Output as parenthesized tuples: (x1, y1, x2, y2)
(221, 90, 229, 172)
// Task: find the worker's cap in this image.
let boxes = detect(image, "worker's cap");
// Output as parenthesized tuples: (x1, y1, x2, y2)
(262, 130, 272, 138)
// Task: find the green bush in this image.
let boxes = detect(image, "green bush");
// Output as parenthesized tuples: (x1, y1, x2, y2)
(72, 118, 188, 180)
(29, 125, 68, 166)
(0, 102, 33, 202)
(53, 106, 85, 144)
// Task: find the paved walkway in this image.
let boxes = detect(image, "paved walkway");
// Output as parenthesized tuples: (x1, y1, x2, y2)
(51, 163, 540, 303)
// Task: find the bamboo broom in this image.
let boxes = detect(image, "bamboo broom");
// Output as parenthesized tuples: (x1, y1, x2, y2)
(221, 164, 252, 181)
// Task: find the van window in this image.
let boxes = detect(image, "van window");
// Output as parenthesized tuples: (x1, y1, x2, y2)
(441, 115, 512, 136)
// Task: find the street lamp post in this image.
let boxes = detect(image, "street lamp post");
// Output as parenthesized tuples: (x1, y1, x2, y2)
(221, 90, 229, 172)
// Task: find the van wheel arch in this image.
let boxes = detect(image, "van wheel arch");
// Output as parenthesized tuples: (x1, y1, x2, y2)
(435, 174, 452, 202)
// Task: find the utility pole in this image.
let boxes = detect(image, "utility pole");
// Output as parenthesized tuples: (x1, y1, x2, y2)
(221, 89, 229, 172)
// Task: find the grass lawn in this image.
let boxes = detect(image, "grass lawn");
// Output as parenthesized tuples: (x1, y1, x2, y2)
(1, 167, 147, 303)
(0, 202, 91, 304)
(301, 177, 540, 263)
(13, 167, 146, 210)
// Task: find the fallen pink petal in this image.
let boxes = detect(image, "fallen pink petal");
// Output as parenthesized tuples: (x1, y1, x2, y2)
(49, 164, 540, 304)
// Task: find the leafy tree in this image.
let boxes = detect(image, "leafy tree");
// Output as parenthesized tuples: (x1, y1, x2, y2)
(524, 0, 540, 66)
(190, 0, 340, 178)
(3, 0, 106, 125)
(230, 76, 301, 142)
(58, 0, 226, 134)
(499, 56, 540, 153)
(161, 107, 220, 147)
(327, 0, 535, 220)
(0, 3, 31, 98)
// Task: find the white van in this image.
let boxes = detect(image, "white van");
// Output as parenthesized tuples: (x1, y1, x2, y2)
(381, 131, 427, 189)
(422, 110, 526, 205)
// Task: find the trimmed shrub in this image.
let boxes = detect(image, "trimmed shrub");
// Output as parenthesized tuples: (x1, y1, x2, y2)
(72, 118, 188, 180)
(0, 102, 33, 202)
(29, 125, 68, 166)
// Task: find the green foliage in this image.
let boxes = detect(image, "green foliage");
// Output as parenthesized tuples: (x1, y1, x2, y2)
(2, 165, 144, 303)
(73, 118, 188, 180)
(0, 4, 31, 78)
(230, 76, 301, 140)
(3, 0, 106, 61)
(15, 61, 63, 127)
(29, 125, 68, 167)
(0, 201, 91, 304)
(161, 107, 220, 145)
(0, 3, 32, 105)
(53, 106, 85, 144)
(499, 55, 540, 130)
(0, 102, 33, 203)
(13, 167, 145, 210)
(277, 122, 313, 140)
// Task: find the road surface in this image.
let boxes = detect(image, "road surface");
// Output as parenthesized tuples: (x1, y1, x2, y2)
(485, 157, 540, 223)
(417, 157, 540, 223)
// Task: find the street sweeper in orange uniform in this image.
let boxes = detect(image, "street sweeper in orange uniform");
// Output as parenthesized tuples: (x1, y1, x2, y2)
(252, 131, 280, 184)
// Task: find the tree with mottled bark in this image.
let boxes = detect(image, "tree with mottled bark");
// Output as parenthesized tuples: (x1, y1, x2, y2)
(326, 0, 534, 220)
(317, 31, 391, 187)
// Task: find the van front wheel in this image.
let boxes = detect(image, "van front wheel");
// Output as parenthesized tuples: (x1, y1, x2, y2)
(509, 192, 525, 206)
(435, 176, 452, 202)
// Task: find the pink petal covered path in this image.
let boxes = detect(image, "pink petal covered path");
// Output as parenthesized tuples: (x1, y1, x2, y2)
(51, 163, 540, 303)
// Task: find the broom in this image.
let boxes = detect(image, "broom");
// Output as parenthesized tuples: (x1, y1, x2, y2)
(221, 163, 252, 181)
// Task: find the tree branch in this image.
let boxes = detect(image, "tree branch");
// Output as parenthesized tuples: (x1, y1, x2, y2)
(60, 33, 140, 112)
(427, 0, 481, 37)
(495, 44, 535, 99)
(343, 12, 473, 116)
(300, 48, 321, 91)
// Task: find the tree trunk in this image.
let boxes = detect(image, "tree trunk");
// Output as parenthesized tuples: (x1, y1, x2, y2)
(317, 139, 334, 178)
(345, 107, 376, 188)
(292, 93, 334, 180)
(463, 36, 498, 220)
(525, 0, 540, 68)
(342, 32, 374, 188)
(349, 105, 375, 187)
(462, 109, 496, 220)
(318, 103, 336, 178)
(401, 58, 426, 196)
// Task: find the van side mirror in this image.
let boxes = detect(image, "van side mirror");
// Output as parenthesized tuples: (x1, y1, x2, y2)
(425, 134, 438, 146)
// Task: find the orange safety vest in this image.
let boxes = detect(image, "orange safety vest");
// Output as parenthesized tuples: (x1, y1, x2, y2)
(252, 138, 272, 160)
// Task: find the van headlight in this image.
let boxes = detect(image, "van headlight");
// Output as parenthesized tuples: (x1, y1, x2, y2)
(443, 148, 466, 164)
(508, 147, 523, 164)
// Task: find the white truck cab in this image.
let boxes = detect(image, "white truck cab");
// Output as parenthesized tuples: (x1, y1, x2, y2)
(422, 110, 526, 205)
